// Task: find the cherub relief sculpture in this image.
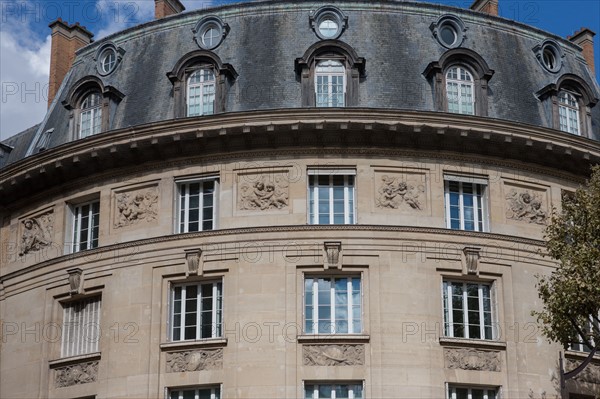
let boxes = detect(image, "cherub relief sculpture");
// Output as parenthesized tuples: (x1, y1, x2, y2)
(239, 175, 289, 210)
(19, 213, 53, 256)
(114, 187, 159, 228)
(375, 175, 424, 210)
(505, 189, 547, 225)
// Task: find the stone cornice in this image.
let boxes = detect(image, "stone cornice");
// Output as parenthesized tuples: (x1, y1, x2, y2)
(1, 109, 599, 209)
(0, 224, 546, 285)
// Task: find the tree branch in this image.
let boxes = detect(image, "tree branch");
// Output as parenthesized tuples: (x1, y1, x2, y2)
(569, 317, 594, 350)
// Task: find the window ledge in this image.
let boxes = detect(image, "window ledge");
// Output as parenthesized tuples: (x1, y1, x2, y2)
(49, 352, 101, 368)
(297, 334, 370, 344)
(160, 338, 228, 351)
(439, 337, 507, 350)
(565, 350, 600, 362)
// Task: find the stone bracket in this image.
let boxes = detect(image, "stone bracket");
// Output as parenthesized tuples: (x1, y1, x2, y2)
(324, 242, 342, 269)
(67, 268, 83, 295)
(185, 249, 203, 276)
(463, 246, 481, 275)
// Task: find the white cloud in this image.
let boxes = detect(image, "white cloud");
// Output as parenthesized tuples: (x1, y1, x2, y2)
(95, 0, 155, 39)
(0, 29, 51, 140)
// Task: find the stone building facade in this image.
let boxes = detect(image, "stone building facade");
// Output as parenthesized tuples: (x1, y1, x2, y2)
(0, 0, 599, 398)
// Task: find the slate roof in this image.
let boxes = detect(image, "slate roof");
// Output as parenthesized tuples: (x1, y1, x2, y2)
(2, 0, 599, 169)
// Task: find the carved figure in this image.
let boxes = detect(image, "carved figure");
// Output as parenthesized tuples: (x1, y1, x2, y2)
(114, 187, 158, 228)
(166, 349, 223, 372)
(444, 348, 500, 372)
(505, 189, 547, 225)
(55, 361, 98, 387)
(239, 175, 289, 210)
(567, 359, 600, 384)
(19, 213, 53, 256)
(303, 344, 364, 366)
(376, 175, 423, 210)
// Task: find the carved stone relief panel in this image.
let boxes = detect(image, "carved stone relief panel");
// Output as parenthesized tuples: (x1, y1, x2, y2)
(374, 172, 426, 212)
(113, 185, 159, 228)
(54, 360, 99, 388)
(238, 172, 289, 211)
(444, 348, 501, 372)
(303, 344, 364, 366)
(566, 359, 600, 384)
(166, 348, 223, 372)
(504, 183, 548, 225)
(19, 210, 54, 256)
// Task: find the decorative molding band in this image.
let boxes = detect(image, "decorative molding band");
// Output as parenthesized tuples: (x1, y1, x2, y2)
(438, 337, 508, 350)
(297, 334, 371, 344)
(1, 225, 546, 284)
(159, 338, 228, 351)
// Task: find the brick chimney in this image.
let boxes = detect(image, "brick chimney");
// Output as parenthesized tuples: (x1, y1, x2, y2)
(48, 19, 93, 107)
(568, 27, 596, 75)
(155, 0, 185, 19)
(470, 0, 499, 16)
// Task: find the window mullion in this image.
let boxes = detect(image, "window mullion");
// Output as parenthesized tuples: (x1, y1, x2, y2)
(199, 181, 205, 231)
(479, 284, 485, 339)
(330, 279, 336, 333)
(446, 283, 454, 337)
(444, 181, 451, 229)
(329, 177, 334, 224)
(181, 286, 187, 341)
(347, 277, 353, 333)
(473, 186, 480, 232)
(463, 283, 469, 339)
(459, 182, 465, 230)
(212, 282, 218, 338)
(313, 279, 318, 334)
(344, 176, 349, 225)
(197, 283, 202, 340)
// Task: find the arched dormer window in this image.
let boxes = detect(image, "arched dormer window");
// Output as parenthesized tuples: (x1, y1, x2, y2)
(187, 68, 216, 116)
(423, 48, 494, 117)
(295, 40, 366, 107)
(536, 74, 598, 137)
(558, 91, 580, 134)
(445, 66, 474, 115)
(80, 92, 102, 138)
(315, 59, 345, 107)
(167, 50, 237, 119)
(62, 76, 124, 140)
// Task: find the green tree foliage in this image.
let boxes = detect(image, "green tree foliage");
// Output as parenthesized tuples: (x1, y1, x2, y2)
(533, 165, 600, 352)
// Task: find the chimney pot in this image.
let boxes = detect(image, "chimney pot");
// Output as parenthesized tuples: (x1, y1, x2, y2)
(155, 0, 185, 19)
(47, 19, 93, 108)
(568, 27, 596, 75)
(470, 0, 499, 16)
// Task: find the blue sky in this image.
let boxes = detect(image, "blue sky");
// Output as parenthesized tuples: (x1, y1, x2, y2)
(1, 0, 599, 140)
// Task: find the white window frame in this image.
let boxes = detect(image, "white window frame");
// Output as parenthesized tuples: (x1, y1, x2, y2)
(443, 280, 495, 340)
(186, 68, 216, 117)
(61, 296, 101, 358)
(304, 382, 364, 399)
(79, 92, 102, 138)
(169, 386, 221, 399)
(308, 169, 356, 225)
(71, 200, 100, 253)
(558, 91, 581, 135)
(170, 280, 223, 341)
(315, 59, 346, 107)
(304, 275, 362, 335)
(447, 385, 498, 399)
(570, 314, 599, 352)
(446, 66, 475, 115)
(444, 175, 488, 232)
(176, 177, 219, 233)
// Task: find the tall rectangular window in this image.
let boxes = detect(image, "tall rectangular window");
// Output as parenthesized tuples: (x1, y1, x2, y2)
(448, 386, 497, 399)
(177, 179, 217, 233)
(72, 201, 100, 252)
(444, 175, 487, 232)
(171, 281, 223, 341)
(170, 387, 220, 399)
(309, 171, 355, 225)
(305, 383, 363, 399)
(187, 68, 215, 117)
(304, 276, 361, 334)
(443, 281, 494, 340)
(569, 315, 598, 352)
(61, 296, 101, 357)
(315, 60, 346, 107)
